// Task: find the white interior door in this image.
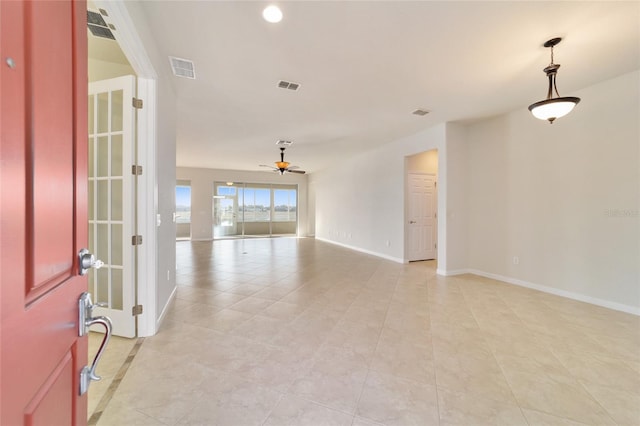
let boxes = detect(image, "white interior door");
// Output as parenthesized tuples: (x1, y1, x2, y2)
(407, 173, 437, 261)
(88, 75, 136, 337)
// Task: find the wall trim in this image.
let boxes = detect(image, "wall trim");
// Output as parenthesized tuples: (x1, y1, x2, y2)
(315, 237, 405, 264)
(155, 285, 177, 331)
(437, 268, 468, 276)
(443, 268, 640, 316)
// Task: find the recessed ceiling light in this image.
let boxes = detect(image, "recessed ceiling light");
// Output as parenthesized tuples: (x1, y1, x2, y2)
(263, 5, 283, 23)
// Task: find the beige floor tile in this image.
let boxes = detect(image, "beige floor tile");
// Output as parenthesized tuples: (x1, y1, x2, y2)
(502, 369, 616, 425)
(96, 239, 640, 426)
(260, 301, 309, 320)
(552, 349, 640, 392)
(230, 314, 289, 344)
(226, 282, 266, 296)
(521, 408, 592, 425)
(96, 398, 166, 426)
(370, 327, 435, 385)
(197, 308, 254, 332)
(228, 296, 275, 314)
(236, 346, 315, 393)
(356, 371, 439, 426)
(289, 365, 368, 414)
(263, 394, 354, 426)
(176, 376, 283, 426)
(203, 291, 248, 308)
(437, 388, 528, 426)
(433, 350, 517, 405)
(579, 381, 640, 425)
(252, 285, 295, 301)
(324, 319, 382, 362)
(351, 417, 386, 426)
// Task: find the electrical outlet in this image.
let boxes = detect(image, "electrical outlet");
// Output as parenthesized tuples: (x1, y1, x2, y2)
(385, 240, 391, 247)
(167, 270, 170, 280)
(513, 256, 519, 265)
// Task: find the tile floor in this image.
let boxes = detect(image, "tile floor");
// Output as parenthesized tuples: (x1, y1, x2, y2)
(94, 238, 640, 425)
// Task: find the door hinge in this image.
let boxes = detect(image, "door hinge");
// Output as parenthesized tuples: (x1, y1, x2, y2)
(131, 235, 143, 245)
(434, 181, 437, 188)
(132, 165, 143, 175)
(132, 305, 143, 316)
(435, 243, 437, 249)
(132, 97, 143, 109)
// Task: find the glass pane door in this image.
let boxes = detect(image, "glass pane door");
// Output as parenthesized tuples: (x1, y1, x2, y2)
(88, 75, 136, 338)
(213, 184, 239, 237)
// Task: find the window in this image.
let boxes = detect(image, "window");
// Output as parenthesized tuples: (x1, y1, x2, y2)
(213, 182, 298, 238)
(175, 184, 191, 224)
(273, 189, 297, 222)
(238, 187, 271, 222)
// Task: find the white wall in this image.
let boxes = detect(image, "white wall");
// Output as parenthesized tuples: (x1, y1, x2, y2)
(88, 58, 135, 82)
(176, 167, 309, 241)
(466, 70, 639, 313)
(443, 123, 468, 273)
(406, 150, 438, 174)
(310, 124, 450, 264)
(310, 71, 638, 314)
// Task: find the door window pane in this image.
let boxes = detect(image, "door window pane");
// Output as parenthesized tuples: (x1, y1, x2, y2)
(111, 90, 123, 132)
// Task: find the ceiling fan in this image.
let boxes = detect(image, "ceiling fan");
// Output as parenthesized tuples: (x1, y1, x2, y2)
(260, 147, 306, 175)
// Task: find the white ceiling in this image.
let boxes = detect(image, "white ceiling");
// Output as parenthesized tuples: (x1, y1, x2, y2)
(99, 1, 640, 174)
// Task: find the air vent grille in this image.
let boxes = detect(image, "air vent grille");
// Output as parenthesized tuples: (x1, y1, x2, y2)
(278, 80, 300, 91)
(169, 56, 196, 79)
(87, 10, 115, 40)
(412, 109, 430, 116)
(275, 140, 292, 146)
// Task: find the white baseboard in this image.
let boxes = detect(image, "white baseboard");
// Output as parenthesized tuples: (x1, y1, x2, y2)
(437, 268, 469, 276)
(448, 268, 640, 316)
(315, 237, 405, 264)
(155, 285, 177, 332)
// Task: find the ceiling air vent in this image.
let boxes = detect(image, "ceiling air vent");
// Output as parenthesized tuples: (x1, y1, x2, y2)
(278, 80, 300, 91)
(169, 56, 196, 79)
(87, 10, 115, 40)
(275, 140, 293, 146)
(412, 109, 430, 116)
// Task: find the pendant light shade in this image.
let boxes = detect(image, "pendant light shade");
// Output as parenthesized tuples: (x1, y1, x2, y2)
(528, 38, 581, 123)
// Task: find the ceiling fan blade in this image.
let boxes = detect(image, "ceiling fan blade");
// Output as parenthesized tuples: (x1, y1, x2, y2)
(287, 169, 306, 174)
(259, 164, 277, 170)
(287, 165, 300, 170)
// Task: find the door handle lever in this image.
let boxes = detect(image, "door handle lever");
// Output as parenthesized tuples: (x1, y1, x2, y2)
(78, 292, 113, 396)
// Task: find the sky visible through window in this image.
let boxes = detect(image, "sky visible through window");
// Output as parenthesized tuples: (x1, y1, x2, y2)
(176, 186, 191, 208)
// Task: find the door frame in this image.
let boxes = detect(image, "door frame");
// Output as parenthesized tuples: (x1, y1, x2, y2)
(93, 0, 158, 337)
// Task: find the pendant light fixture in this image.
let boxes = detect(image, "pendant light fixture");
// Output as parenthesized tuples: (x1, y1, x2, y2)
(528, 37, 580, 123)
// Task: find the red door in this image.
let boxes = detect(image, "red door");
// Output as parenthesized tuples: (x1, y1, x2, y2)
(1, 0, 89, 424)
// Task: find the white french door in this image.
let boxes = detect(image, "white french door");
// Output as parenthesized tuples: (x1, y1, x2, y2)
(88, 75, 136, 337)
(407, 172, 437, 261)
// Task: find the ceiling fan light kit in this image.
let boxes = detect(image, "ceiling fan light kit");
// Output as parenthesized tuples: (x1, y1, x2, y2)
(260, 147, 306, 175)
(528, 37, 581, 124)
